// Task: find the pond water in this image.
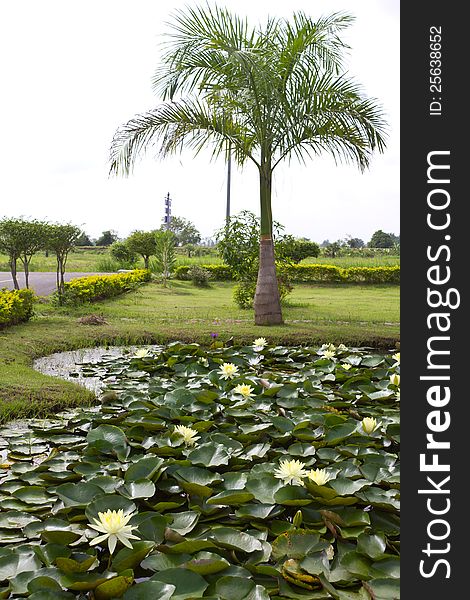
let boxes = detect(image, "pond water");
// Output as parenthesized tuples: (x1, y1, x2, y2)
(0, 346, 157, 462)
(33, 346, 141, 393)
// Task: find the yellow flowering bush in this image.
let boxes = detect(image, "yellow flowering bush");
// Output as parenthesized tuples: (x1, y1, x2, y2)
(0, 288, 35, 328)
(60, 269, 151, 304)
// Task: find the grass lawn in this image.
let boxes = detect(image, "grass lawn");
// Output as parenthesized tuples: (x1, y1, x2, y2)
(0, 280, 399, 422)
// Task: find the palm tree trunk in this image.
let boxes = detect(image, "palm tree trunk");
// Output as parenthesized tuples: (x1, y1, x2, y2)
(254, 164, 283, 325)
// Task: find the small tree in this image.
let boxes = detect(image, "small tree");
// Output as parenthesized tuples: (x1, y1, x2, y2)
(0, 217, 48, 289)
(126, 230, 157, 269)
(346, 236, 365, 249)
(17, 220, 49, 289)
(75, 231, 94, 246)
(368, 230, 395, 248)
(96, 230, 118, 246)
(163, 216, 201, 246)
(276, 236, 320, 264)
(46, 223, 81, 300)
(0, 218, 24, 289)
(154, 230, 176, 286)
(109, 241, 138, 267)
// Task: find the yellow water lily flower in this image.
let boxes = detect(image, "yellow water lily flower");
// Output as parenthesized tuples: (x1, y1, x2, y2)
(361, 417, 381, 434)
(307, 468, 332, 486)
(323, 350, 336, 359)
(133, 348, 151, 358)
(89, 509, 139, 554)
(392, 352, 400, 365)
(390, 373, 400, 386)
(233, 383, 255, 398)
(341, 363, 352, 370)
(253, 337, 268, 351)
(274, 459, 308, 486)
(219, 362, 239, 379)
(174, 424, 200, 447)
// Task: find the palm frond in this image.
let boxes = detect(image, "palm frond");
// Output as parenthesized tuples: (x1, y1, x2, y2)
(109, 98, 259, 177)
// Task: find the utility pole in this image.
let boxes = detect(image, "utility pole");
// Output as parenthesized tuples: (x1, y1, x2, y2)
(226, 142, 232, 224)
(163, 192, 172, 229)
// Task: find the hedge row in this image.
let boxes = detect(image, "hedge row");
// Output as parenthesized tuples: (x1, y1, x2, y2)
(175, 263, 400, 284)
(0, 288, 35, 328)
(280, 264, 401, 284)
(62, 269, 152, 304)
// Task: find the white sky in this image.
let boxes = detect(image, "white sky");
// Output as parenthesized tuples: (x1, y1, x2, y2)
(0, 0, 399, 244)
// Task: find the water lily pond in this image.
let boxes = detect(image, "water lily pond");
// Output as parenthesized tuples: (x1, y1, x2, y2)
(0, 342, 400, 599)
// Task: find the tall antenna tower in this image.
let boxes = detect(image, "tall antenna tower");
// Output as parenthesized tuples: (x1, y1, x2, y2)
(163, 192, 172, 229)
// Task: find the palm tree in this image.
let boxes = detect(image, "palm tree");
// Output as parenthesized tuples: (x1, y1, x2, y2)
(109, 5, 387, 325)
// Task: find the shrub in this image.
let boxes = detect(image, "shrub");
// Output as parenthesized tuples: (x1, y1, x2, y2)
(233, 281, 257, 309)
(187, 265, 212, 287)
(57, 269, 151, 304)
(109, 241, 138, 266)
(175, 264, 232, 281)
(0, 288, 35, 328)
(233, 279, 292, 309)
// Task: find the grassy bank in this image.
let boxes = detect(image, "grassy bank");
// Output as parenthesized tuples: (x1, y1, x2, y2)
(0, 280, 399, 422)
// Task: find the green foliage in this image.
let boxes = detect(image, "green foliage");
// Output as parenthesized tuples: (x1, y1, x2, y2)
(163, 216, 201, 246)
(126, 231, 157, 269)
(187, 265, 212, 287)
(276, 236, 320, 264)
(233, 279, 292, 309)
(368, 230, 397, 249)
(0, 342, 400, 597)
(0, 288, 35, 328)
(175, 264, 232, 281)
(216, 211, 264, 281)
(154, 230, 176, 285)
(109, 241, 138, 267)
(0, 217, 49, 289)
(282, 264, 400, 284)
(75, 232, 94, 246)
(56, 270, 151, 304)
(95, 230, 118, 246)
(46, 223, 82, 299)
(233, 281, 257, 309)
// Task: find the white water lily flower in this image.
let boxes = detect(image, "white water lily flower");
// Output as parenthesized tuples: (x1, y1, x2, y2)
(89, 509, 139, 554)
(337, 344, 348, 352)
(361, 417, 381, 434)
(233, 383, 254, 398)
(390, 373, 400, 387)
(174, 424, 200, 446)
(219, 362, 239, 379)
(320, 343, 336, 353)
(133, 348, 151, 358)
(253, 337, 268, 351)
(274, 459, 308, 486)
(341, 363, 352, 370)
(307, 468, 332, 486)
(323, 350, 336, 359)
(392, 352, 400, 366)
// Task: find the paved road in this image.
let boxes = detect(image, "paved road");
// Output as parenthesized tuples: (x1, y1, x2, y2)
(0, 272, 104, 296)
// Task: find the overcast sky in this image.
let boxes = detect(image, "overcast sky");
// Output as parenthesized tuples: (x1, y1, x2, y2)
(0, 0, 399, 244)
